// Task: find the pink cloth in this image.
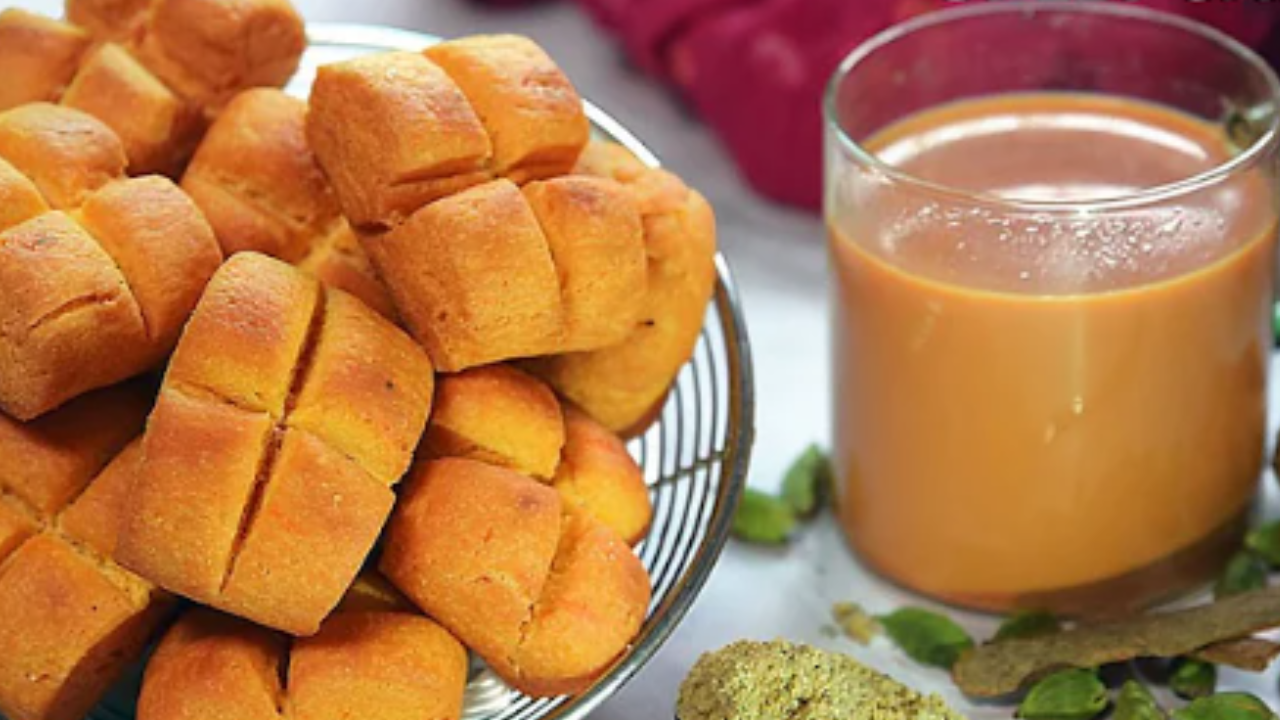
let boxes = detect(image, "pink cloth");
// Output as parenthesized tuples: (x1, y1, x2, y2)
(496, 0, 1280, 210)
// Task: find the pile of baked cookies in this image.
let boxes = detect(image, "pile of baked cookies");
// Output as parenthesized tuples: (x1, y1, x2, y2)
(0, 1, 718, 719)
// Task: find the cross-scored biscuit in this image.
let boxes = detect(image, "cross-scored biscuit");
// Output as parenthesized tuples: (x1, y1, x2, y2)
(61, 43, 202, 176)
(0, 382, 150, 516)
(423, 364, 565, 480)
(527, 141, 718, 437)
(308, 42, 654, 371)
(0, 395, 173, 720)
(118, 252, 435, 635)
(380, 458, 650, 697)
(424, 35, 589, 184)
(0, 156, 48, 232)
(130, 0, 306, 115)
(183, 89, 341, 262)
(364, 179, 565, 371)
(522, 176, 646, 352)
(0, 105, 219, 419)
(182, 88, 396, 318)
(418, 368, 652, 541)
(65, 0, 150, 43)
(553, 406, 653, 546)
(0, 10, 91, 112)
(0, 103, 125, 210)
(137, 608, 468, 720)
(307, 51, 494, 229)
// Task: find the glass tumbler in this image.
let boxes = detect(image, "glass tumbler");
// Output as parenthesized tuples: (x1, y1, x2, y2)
(826, 1, 1280, 614)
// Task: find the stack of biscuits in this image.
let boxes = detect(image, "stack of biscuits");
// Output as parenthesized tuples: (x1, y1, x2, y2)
(0, 4, 718, 720)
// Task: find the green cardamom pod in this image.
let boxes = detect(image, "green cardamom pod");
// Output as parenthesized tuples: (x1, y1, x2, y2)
(1215, 552, 1268, 599)
(1169, 660, 1216, 700)
(1245, 521, 1280, 566)
(995, 610, 1062, 642)
(781, 444, 832, 518)
(878, 607, 974, 669)
(731, 488, 797, 545)
(1017, 668, 1108, 720)
(1114, 680, 1164, 720)
(1172, 693, 1275, 720)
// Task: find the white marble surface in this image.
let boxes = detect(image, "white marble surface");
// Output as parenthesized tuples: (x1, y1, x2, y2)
(16, 0, 1280, 717)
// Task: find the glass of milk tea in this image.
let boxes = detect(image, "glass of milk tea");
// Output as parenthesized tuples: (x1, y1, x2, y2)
(826, 1, 1280, 614)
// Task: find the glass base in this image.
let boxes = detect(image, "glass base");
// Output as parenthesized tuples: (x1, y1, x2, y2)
(843, 508, 1250, 619)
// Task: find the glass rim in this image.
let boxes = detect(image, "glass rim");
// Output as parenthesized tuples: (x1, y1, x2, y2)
(823, 0, 1280, 213)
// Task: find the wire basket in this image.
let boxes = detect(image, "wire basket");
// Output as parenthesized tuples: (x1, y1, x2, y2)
(85, 23, 755, 720)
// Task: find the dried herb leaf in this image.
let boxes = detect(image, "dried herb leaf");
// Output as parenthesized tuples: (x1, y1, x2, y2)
(732, 489, 796, 544)
(1191, 638, 1280, 671)
(1169, 660, 1216, 700)
(832, 602, 880, 645)
(781, 444, 832, 518)
(1245, 521, 1280, 566)
(1114, 680, 1164, 720)
(879, 607, 974, 669)
(1215, 553, 1268, 599)
(1016, 669, 1108, 720)
(1172, 693, 1275, 720)
(996, 611, 1063, 643)
(952, 587, 1280, 697)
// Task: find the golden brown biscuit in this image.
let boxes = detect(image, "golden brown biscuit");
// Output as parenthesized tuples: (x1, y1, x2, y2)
(0, 428, 173, 720)
(0, 498, 38, 562)
(0, 535, 170, 720)
(61, 43, 202, 176)
(164, 249, 319, 416)
(0, 167, 220, 420)
(423, 364, 565, 480)
(285, 289, 434, 486)
(0, 382, 150, 516)
(0, 10, 91, 111)
(132, 0, 306, 115)
(0, 157, 49, 233)
(554, 406, 652, 545)
(119, 253, 434, 635)
(425, 35, 589, 183)
(290, 611, 469, 720)
(514, 511, 650, 697)
(219, 431, 394, 635)
(73, 175, 223, 351)
(298, 222, 399, 321)
(65, 0, 151, 42)
(136, 609, 286, 720)
(183, 89, 341, 262)
(363, 179, 565, 371)
(57, 438, 143, 560)
(307, 51, 493, 228)
(122, 386, 275, 600)
(139, 608, 469, 720)
(381, 458, 651, 696)
(182, 89, 397, 318)
(0, 212, 149, 420)
(529, 142, 717, 437)
(0, 103, 126, 209)
(381, 459, 562, 684)
(522, 176, 646, 352)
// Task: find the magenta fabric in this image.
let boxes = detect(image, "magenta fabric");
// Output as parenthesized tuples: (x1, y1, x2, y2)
(481, 0, 1280, 210)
